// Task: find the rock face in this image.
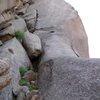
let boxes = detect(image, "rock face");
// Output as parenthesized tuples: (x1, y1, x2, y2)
(29, 0, 98, 100)
(33, 0, 89, 58)
(0, 0, 40, 99)
(0, 38, 31, 99)
(1, 0, 100, 100)
(39, 57, 100, 100)
(0, 58, 11, 90)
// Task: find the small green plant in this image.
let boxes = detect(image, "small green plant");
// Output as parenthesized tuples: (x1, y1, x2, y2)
(19, 79, 28, 86)
(15, 31, 24, 41)
(19, 66, 39, 91)
(29, 83, 39, 91)
(19, 67, 28, 77)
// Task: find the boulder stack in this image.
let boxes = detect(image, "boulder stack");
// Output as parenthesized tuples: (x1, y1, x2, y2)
(0, 0, 100, 100)
(0, 0, 41, 100)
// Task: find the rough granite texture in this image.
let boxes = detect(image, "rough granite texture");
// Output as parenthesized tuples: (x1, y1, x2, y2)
(30, 0, 100, 100)
(39, 57, 100, 100)
(0, 38, 31, 100)
(1, 0, 100, 100)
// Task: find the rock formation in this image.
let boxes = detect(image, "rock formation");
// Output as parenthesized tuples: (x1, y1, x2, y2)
(0, 0, 40, 100)
(0, 0, 100, 100)
(23, 31, 42, 58)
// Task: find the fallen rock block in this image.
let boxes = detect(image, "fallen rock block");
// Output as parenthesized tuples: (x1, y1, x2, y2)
(23, 31, 42, 58)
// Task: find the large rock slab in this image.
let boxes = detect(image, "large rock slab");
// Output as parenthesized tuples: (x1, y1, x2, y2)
(31, 0, 90, 99)
(33, 0, 89, 58)
(0, 38, 31, 99)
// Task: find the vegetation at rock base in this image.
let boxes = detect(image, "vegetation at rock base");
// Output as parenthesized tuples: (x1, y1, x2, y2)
(19, 67, 28, 77)
(19, 79, 28, 86)
(15, 31, 24, 41)
(19, 66, 39, 92)
(29, 83, 39, 92)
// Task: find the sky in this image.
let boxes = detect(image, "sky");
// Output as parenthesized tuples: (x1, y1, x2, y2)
(65, 0, 100, 58)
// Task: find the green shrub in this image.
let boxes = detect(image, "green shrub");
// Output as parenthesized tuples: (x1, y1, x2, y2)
(19, 67, 28, 77)
(15, 31, 24, 41)
(19, 79, 28, 86)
